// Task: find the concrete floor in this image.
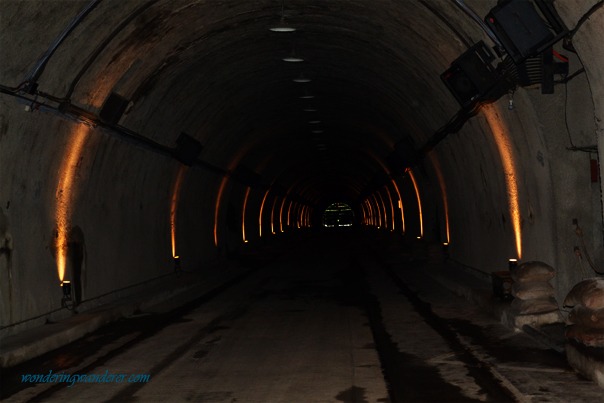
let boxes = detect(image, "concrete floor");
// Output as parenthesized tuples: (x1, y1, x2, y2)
(1, 230, 603, 402)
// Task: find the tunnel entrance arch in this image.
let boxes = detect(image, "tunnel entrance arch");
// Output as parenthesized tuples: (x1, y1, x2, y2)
(322, 203, 354, 228)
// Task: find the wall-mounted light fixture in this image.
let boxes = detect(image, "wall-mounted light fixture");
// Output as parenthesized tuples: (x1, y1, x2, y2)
(61, 280, 74, 310)
(508, 258, 518, 270)
(173, 256, 181, 273)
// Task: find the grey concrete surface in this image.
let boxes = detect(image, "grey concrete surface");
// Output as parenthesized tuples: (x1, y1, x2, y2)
(1, 0, 604, 340)
(2, 232, 604, 402)
(0, 259, 253, 368)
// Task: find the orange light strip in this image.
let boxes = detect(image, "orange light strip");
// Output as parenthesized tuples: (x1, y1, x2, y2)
(170, 165, 188, 258)
(429, 153, 450, 244)
(408, 169, 424, 238)
(258, 189, 270, 237)
(242, 186, 251, 243)
(287, 199, 294, 227)
(270, 195, 279, 234)
(366, 199, 375, 226)
(55, 124, 89, 282)
(213, 176, 229, 247)
(375, 191, 388, 230)
(390, 179, 405, 233)
(483, 104, 522, 259)
(279, 197, 287, 232)
(305, 206, 310, 227)
(371, 194, 383, 228)
(361, 202, 368, 225)
(296, 205, 304, 228)
(383, 185, 396, 231)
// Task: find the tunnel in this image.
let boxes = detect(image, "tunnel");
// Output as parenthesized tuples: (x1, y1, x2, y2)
(1, 0, 604, 401)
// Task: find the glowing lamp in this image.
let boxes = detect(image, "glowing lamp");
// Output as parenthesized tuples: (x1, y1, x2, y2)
(173, 256, 181, 272)
(508, 258, 518, 270)
(61, 280, 72, 299)
(270, 17, 296, 32)
(293, 75, 311, 83)
(283, 56, 304, 63)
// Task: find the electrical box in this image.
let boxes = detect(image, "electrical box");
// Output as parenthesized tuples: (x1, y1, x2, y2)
(99, 93, 129, 125)
(175, 133, 203, 166)
(485, 0, 567, 64)
(441, 41, 500, 107)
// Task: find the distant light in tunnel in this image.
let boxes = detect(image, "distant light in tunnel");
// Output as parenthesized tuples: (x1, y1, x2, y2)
(283, 56, 304, 63)
(390, 179, 406, 234)
(287, 201, 294, 227)
(279, 197, 288, 232)
(214, 176, 230, 247)
(270, 195, 279, 234)
(242, 186, 251, 243)
(408, 169, 424, 238)
(293, 75, 311, 83)
(383, 186, 396, 231)
(55, 124, 89, 282)
(170, 165, 188, 258)
(270, 26, 296, 33)
(429, 153, 450, 244)
(258, 189, 270, 237)
(374, 194, 384, 228)
(299, 90, 315, 99)
(363, 199, 373, 225)
(375, 192, 388, 230)
(483, 104, 522, 259)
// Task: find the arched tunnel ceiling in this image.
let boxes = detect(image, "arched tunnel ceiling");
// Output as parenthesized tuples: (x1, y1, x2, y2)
(2, 0, 486, 206)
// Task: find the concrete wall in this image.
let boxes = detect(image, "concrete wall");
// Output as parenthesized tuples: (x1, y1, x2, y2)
(1, 0, 603, 334)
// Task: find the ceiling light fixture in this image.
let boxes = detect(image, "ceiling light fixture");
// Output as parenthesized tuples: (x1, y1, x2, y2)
(293, 73, 311, 83)
(269, 0, 296, 32)
(299, 89, 315, 99)
(283, 55, 304, 63)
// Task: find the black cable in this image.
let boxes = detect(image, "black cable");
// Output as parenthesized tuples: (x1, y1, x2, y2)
(555, 67, 585, 84)
(569, 0, 604, 37)
(420, 0, 473, 49)
(0, 86, 228, 174)
(64, 0, 159, 101)
(22, 0, 103, 92)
